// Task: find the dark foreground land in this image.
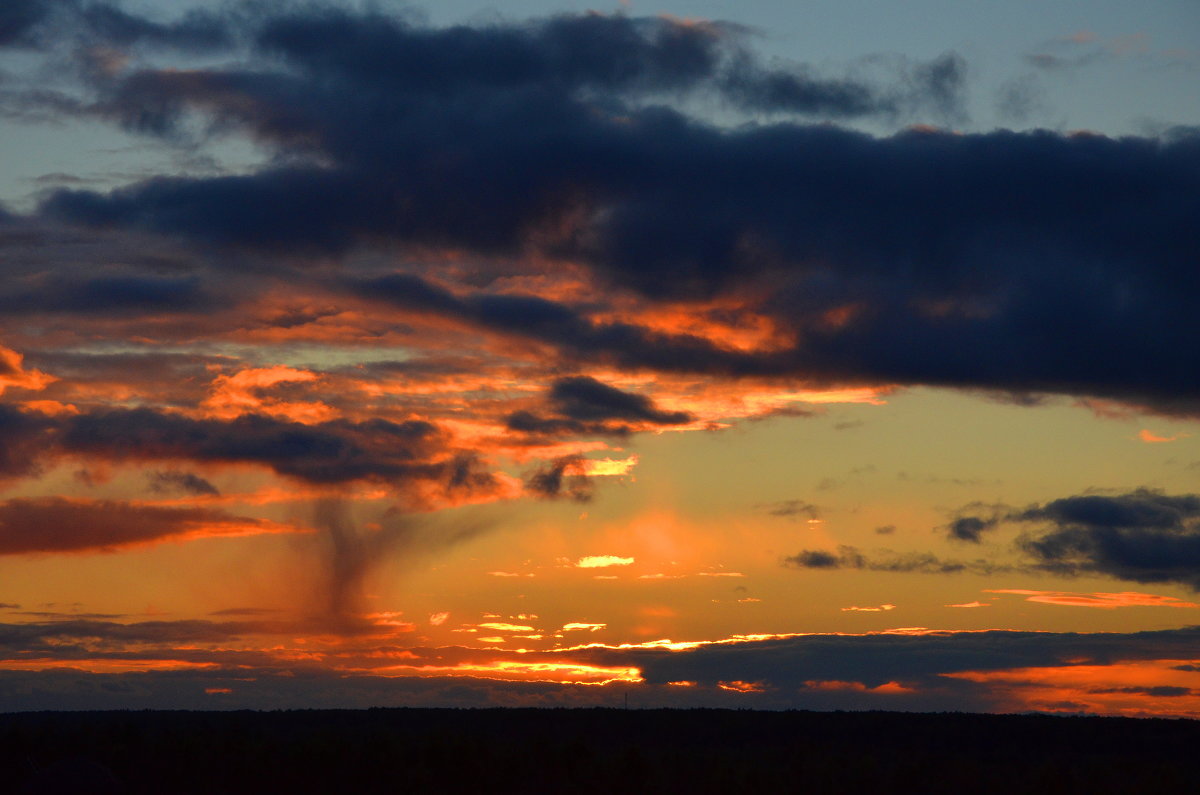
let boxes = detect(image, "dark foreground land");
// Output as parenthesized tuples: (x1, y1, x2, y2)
(4, 708, 1198, 794)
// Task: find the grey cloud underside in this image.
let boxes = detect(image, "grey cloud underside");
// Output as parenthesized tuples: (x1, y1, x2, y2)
(0, 0, 231, 51)
(1, 3, 1196, 411)
(506, 375, 692, 436)
(0, 404, 483, 489)
(1017, 490, 1200, 590)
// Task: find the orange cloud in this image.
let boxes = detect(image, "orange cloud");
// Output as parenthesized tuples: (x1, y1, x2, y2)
(477, 622, 536, 632)
(201, 366, 338, 424)
(575, 555, 634, 568)
(1138, 429, 1189, 443)
(717, 680, 767, 693)
(577, 455, 638, 477)
(947, 661, 1200, 718)
(986, 590, 1200, 609)
(841, 604, 896, 612)
(0, 345, 54, 394)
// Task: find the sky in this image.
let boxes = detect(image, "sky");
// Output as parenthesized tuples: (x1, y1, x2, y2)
(0, 0, 1198, 715)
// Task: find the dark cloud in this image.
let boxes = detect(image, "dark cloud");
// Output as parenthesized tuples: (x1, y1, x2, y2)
(0, 0, 230, 51)
(0, 617, 285, 653)
(507, 375, 692, 436)
(0, 0, 55, 47)
(0, 273, 217, 316)
(720, 56, 883, 117)
(1016, 489, 1200, 590)
(349, 273, 758, 376)
(549, 376, 690, 424)
(0, 405, 53, 479)
(39, 99, 1200, 411)
(1087, 685, 1192, 697)
(147, 470, 220, 496)
(0, 615, 1198, 711)
(946, 515, 999, 543)
(632, 626, 1200, 692)
(786, 549, 841, 568)
(3, 6, 1190, 411)
(0, 497, 274, 554)
(784, 544, 1010, 575)
(75, 3, 231, 51)
(1018, 489, 1200, 531)
(759, 499, 821, 520)
(525, 455, 593, 502)
(0, 405, 491, 491)
(796, 490, 1200, 590)
(59, 408, 443, 484)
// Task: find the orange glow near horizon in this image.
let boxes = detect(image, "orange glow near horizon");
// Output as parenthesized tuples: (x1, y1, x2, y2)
(946, 661, 1200, 718)
(371, 659, 644, 685)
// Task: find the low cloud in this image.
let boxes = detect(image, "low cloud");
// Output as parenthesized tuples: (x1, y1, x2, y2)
(0, 497, 293, 554)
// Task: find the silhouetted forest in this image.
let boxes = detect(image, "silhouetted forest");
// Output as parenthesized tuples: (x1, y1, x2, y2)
(5, 708, 1198, 794)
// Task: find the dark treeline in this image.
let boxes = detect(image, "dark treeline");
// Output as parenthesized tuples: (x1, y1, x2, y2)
(4, 707, 1198, 794)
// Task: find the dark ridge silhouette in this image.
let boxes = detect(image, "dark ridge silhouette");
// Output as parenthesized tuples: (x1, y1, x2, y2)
(4, 708, 1198, 794)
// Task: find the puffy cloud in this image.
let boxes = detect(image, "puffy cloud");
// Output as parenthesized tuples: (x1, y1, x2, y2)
(507, 375, 692, 436)
(946, 516, 998, 543)
(792, 490, 1200, 592)
(1, 4, 1189, 410)
(1016, 490, 1200, 590)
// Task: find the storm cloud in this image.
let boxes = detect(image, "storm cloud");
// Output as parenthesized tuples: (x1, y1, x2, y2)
(19, 4, 1194, 411)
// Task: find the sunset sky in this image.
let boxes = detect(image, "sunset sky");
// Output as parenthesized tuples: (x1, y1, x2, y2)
(1, 0, 1199, 715)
